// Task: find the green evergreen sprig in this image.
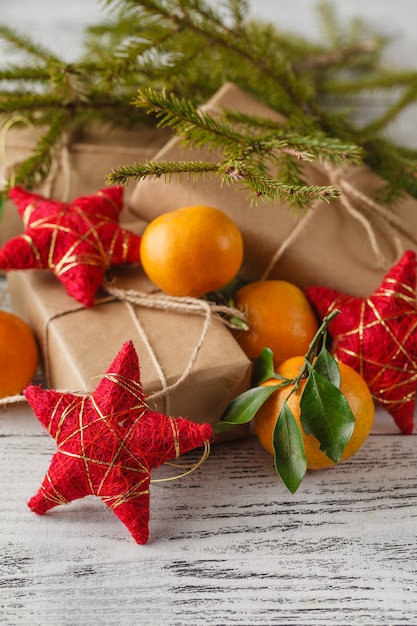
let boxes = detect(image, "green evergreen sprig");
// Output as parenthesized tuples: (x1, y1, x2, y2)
(107, 87, 362, 205)
(134, 87, 364, 166)
(109, 156, 341, 206)
(12, 111, 70, 189)
(0, 0, 416, 203)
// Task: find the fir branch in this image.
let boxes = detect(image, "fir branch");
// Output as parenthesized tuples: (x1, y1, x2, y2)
(216, 161, 340, 207)
(136, 87, 363, 164)
(226, 0, 250, 26)
(0, 65, 52, 83)
(107, 158, 218, 185)
(245, 133, 363, 166)
(136, 87, 249, 146)
(11, 111, 70, 189)
(316, 1, 382, 55)
(0, 0, 416, 203)
(84, 21, 182, 88)
(293, 40, 381, 72)
(0, 23, 61, 64)
(321, 69, 417, 95)
(0, 92, 73, 113)
(362, 84, 417, 135)
(109, 86, 362, 204)
(274, 153, 305, 190)
(107, 156, 340, 208)
(0, 91, 145, 122)
(107, 0, 312, 115)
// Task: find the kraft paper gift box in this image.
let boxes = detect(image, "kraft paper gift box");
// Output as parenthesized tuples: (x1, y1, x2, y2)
(128, 82, 417, 298)
(0, 122, 170, 246)
(7, 265, 251, 439)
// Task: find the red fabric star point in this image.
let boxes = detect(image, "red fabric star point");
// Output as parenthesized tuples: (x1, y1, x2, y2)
(25, 340, 213, 544)
(0, 186, 141, 307)
(305, 250, 417, 435)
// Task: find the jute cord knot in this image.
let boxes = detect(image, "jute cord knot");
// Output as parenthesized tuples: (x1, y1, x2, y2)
(102, 281, 246, 415)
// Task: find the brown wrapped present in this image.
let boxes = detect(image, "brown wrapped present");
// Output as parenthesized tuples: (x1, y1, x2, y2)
(7, 265, 251, 439)
(0, 122, 170, 246)
(129, 82, 417, 297)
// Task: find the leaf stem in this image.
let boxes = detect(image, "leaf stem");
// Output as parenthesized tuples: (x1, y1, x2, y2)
(304, 309, 340, 364)
(289, 308, 340, 393)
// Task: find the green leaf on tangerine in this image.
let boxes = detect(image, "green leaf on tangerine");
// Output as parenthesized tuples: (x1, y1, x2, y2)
(252, 347, 275, 385)
(213, 384, 279, 433)
(313, 343, 341, 388)
(273, 400, 307, 494)
(300, 369, 355, 464)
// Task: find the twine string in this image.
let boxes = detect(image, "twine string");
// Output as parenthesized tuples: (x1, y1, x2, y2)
(327, 165, 405, 265)
(3, 282, 243, 409)
(102, 282, 245, 328)
(337, 174, 417, 250)
(262, 163, 416, 280)
(123, 300, 171, 414)
(0, 116, 34, 190)
(261, 200, 320, 280)
(134, 296, 210, 410)
(0, 393, 26, 406)
(102, 282, 247, 414)
(150, 440, 211, 483)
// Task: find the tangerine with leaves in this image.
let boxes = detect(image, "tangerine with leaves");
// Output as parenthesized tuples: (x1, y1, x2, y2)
(233, 280, 319, 367)
(0, 310, 39, 398)
(140, 205, 244, 297)
(255, 355, 375, 470)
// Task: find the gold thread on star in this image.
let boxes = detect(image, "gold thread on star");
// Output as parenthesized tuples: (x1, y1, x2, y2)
(2, 186, 141, 307)
(305, 250, 417, 434)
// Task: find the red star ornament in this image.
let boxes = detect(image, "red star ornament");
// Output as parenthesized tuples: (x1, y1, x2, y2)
(25, 340, 213, 544)
(305, 250, 417, 435)
(0, 186, 141, 307)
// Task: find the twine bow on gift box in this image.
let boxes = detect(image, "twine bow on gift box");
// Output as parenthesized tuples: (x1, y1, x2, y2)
(0, 277, 247, 417)
(100, 282, 247, 415)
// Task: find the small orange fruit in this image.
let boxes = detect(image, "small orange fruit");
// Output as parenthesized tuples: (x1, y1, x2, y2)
(233, 280, 319, 368)
(140, 205, 244, 297)
(254, 356, 375, 470)
(0, 310, 39, 398)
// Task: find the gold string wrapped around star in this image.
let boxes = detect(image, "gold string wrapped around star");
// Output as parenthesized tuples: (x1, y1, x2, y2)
(25, 341, 213, 544)
(0, 185, 142, 307)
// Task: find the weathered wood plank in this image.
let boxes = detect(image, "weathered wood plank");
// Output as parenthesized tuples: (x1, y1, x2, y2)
(1, 401, 416, 625)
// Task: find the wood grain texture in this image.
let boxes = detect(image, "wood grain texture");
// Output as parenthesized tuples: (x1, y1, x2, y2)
(1, 401, 416, 625)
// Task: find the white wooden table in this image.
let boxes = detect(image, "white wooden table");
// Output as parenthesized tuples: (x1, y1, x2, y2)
(1, 1, 417, 624)
(1, 387, 416, 625)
